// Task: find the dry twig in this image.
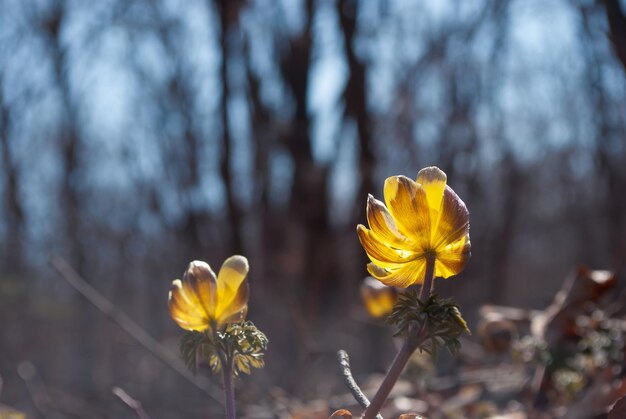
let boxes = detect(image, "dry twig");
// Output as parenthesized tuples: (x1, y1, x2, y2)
(112, 387, 151, 419)
(337, 350, 383, 419)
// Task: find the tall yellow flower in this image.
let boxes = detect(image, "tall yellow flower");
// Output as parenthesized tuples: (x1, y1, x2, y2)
(168, 256, 249, 333)
(357, 166, 470, 288)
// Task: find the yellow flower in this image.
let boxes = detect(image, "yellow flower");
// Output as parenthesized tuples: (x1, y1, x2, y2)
(357, 166, 470, 288)
(168, 256, 249, 333)
(361, 277, 398, 318)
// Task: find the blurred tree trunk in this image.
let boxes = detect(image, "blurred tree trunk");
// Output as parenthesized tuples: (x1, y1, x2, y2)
(0, 80, 24, 274)
(279, 0, 334, 320)
(43, 4, 84, 273)
(485, 3, 514, 303)
(489, 153, 521, 302)
(337, 0, 375, 225)
(603, 0, 626, 266)
(246, 56, 271, 214)
(605, 0, 626, 73)
(153, 1, 211, 260)
(41, 1, 94, 397)
(218, 0, 244, 255)
(581, 7, 626, 268)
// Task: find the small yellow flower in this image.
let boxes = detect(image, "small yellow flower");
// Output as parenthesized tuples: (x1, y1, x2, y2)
(361, 277, 398, 318)
(357, 166, 470, 288)
(168, 256, 249, 333)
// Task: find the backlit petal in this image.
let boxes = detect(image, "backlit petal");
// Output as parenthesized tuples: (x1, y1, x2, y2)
(416, 166, 447, 216)
(357, 224, 415, 267)
(435, 235, 471, 278)
(216, 255, 249, 317)
(416, 167, 447, 239)
(366, 194, 409, 246)
(432, 186, 470, 250)
(383, 176, 430, 246)
(367, 258, 427, 288)
(183, 261, 218, 318)
(216, 279, 249, 325)
(168, 280, 210, 331)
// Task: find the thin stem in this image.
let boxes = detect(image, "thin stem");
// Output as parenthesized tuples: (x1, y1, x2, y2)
(418, 253, 436, 301)
(221, 353, 237, 419)
(363, 256, 435, 419)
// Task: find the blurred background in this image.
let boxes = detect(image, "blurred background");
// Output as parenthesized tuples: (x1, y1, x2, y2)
(1, 0, 626, 417)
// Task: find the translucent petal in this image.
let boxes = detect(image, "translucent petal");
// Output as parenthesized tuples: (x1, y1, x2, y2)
(216, 279, 249, 325)
(432, 186, 470, 251)
(367, 258, 427, 288)
(416, 167, 447, 213)
(168, 280, 210, 331)
(383, 176, 430, 246)
(216, 255, 249, 319)
(184, 261, 218, 318)
(366, 195, 409, 246)
(171, 279, 207, 318)
(416, 166, 447, 238)
(357, 224, 415, 266)
(435, 235, 471, 278)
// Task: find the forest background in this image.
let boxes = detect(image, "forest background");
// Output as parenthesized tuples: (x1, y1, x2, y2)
(1, 0, 626, 417)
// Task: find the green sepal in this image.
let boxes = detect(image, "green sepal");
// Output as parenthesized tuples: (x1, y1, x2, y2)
(387, 291, 470, 357)
(179, 321, 269, 376)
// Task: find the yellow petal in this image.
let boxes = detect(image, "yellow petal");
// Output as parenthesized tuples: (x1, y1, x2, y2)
(366, 194, 409, 246)
(168, 280, 210, 331)
(432, 186, 470, 250)
(174, 279, 208, 318)
(416, 166, 447, 214)
(216, 255, 249, 318)
(435, 235, 471, 278)
(357, 224, 414, 267)
(367, 258, 427, 288)
(216, 279, 249, 325)
(383, 176, 431, 246)
(416, 166, 447, 237)
(183, 260, 218, 318)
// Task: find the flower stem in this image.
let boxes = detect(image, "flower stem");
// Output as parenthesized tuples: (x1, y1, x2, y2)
(220, 353, 236, 419)
(362, 327, 423, 419)
(363, 256, 435, 419)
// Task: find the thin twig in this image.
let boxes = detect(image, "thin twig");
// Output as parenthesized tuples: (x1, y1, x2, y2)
(49, 255, 223, 405)
(112, 387, 151, 419)
(337, 350, 383, 419)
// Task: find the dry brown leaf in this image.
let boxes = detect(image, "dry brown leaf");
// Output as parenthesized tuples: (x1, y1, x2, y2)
(609, 395, 626, 419)
(329, 409, 352, 418)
